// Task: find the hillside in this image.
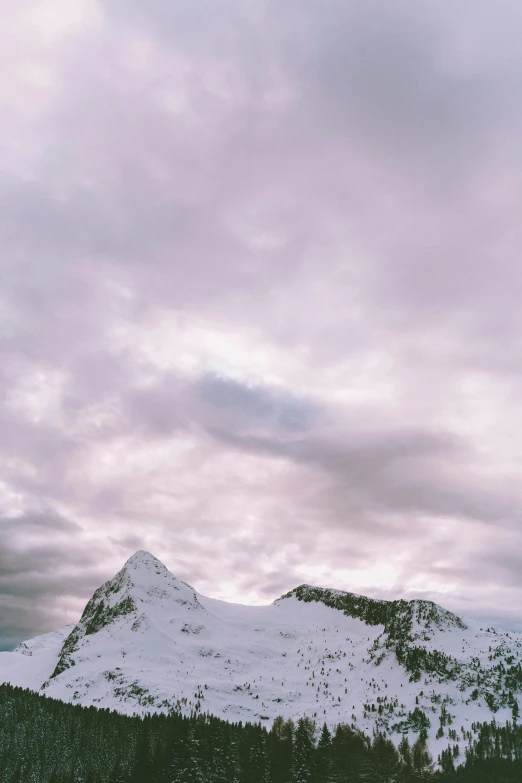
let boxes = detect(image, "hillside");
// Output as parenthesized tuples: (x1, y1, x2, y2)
(2, 550, 522, 762)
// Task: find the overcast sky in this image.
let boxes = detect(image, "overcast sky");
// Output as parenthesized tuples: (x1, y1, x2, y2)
(2, 0, 522, 650)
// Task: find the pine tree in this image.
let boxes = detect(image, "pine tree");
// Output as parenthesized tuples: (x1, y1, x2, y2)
(315, 723, 332, 783)
(225, 728, 243, 783)
(292, 717, 316, 783)
(269, 716, 294, 783)
(248, 730, 270, 783)
(172, 727, 207, 783)
(412, 731, 434, 779)
(130, 725, 153, 783)
(209, 723, 228, 783)
(331, 723, 376, 783)
(372, 733, 402, 783)
(398, 735, 412, 774)
(10, 766, 23, 783)
(439, 746, 455, 775)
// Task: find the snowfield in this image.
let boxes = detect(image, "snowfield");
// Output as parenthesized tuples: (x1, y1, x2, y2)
(2, 550, 522, 764)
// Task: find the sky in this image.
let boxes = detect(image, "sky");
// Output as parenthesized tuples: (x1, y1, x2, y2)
(2, 0, 522, 650)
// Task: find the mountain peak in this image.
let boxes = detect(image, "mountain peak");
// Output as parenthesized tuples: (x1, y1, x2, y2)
(121, 549, 167, 574)
(47, 550, 202, 681)
(123, 549, 164, 569)
(105, 549, 199, 605)
(119, 551, 199, 600)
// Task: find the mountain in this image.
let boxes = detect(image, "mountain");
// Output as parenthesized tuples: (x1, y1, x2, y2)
(2, 550, 522, 763)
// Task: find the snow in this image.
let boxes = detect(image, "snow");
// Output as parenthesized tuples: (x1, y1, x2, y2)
(0, 625, 74, 691)
(1, 550, 521, 766)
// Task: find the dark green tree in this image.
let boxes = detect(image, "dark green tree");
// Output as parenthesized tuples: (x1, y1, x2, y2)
(292, 717, 316, 783)
(172, 727, 207, 783)
(315, 723, 333, 783)
(412, 731, 434, 779)
(225, 728, 243, 783)
(399, 735, 413, 774)
(372, 733, 402, 783)
(331, 723, 370, 782)
(248, 730, 270, 783)
(269, 716, 294, 783)
(129, 725, 153, 783)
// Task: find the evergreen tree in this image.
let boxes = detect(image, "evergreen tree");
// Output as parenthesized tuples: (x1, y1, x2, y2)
(248, 730, 270, 783)
(439, 746, 455, 775)
(398, 735, 413, 774)
(331, 723, 369, 782)
(225, 727, 243, 783)
(269, 716, 294, 783)
(372, 733, 402, 783)
(7, 680, 522, 783)
(292, 717, 316, 783)
(172, 727, 207, 783)
(10, 766, 23, 783)
(412, 731, 434, 779)
(209, 723, 228, 783)
(315, 723, 333, 783)
(129, 725, 153, 783)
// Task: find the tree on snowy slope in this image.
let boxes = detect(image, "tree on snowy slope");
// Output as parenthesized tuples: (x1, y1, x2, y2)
(206, 722, 228, 783)
(8, 682, 522, 782)
(225, 726, 244, 783)
(371, 733, 403, 783)
(247, 728, 271, 783)
(171, 727, 207, 783)
(411, 731, 434, 779)
(129, 724, 154, 783)
(269, 716, 294, 783)
(330, 723, 373, 783)
(315, 723, 333, 783)
(398, 736, 413, 778)
(292, 717, 316, 783)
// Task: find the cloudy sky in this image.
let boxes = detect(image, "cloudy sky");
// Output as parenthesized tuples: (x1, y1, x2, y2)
(2, 0, 522, 650)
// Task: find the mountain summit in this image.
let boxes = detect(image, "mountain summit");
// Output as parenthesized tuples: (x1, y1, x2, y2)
(1, 551, 521, 763)
(99, 548, 200, 606)
(49, 550, 203, 680)
(122, 548, 168, 572)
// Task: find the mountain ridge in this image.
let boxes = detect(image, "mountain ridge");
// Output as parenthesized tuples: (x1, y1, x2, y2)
(278, 583, 467, 634)
(2, 549, 522, 765)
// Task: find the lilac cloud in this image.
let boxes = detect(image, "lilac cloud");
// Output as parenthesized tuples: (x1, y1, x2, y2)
(2, 0, 522, 648)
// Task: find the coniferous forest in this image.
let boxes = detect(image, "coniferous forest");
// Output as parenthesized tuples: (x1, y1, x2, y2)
(2, 684, 522, 782)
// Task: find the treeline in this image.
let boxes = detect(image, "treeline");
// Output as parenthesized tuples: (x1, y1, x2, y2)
(2, 683, 522, 782)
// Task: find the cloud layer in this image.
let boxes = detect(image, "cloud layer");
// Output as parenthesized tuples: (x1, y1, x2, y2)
(2, 0, 522, 648)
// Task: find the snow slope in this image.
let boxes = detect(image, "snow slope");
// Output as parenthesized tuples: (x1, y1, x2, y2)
(2, 550, 522, 764)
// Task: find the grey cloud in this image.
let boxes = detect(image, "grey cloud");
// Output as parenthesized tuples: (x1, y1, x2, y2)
(2, 0, 522, 648)
(3, 0, 520, 359)
(101, 0, 522, 177)
(122, 372, 507, 536)
(205, 424, 468, 515)
(304, 4, 514, 142)
(125, 372, 320, 440)
(196, 374, 319, 433)
(1, 510, 80, 534)
(0, 512, 106, 650)
(108, 533, 148, 553)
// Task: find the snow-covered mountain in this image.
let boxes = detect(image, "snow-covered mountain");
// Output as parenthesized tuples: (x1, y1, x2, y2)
(2, 550, 522, 761)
